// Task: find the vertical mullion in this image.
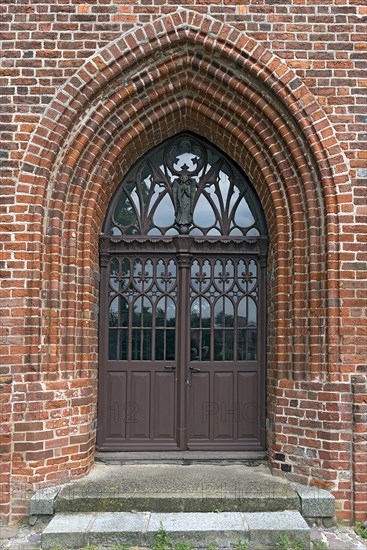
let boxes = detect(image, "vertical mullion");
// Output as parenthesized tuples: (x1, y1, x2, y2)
(234, 259, 238, 362)
(152, 258, 156, 361)
(140, 261, 144, 360)
(116, 258, 121, 360)
(209, 259, 214, 362)
(201, 295, 205, 360)
(176, 251, 192, 450)
(247, 260, 250, 361)
(164, 294, 167, 360)
(128, 258, 132, 362)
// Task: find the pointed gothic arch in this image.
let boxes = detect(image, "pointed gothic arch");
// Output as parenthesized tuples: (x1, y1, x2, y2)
(10, 8, 351, 491)
(98, 132, 268, 450)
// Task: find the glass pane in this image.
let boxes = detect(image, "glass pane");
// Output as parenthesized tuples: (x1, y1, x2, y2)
(166, 329, 175, 360)
(109, 226, 122, 236)
(214, 299, 224, 328)
(119, 297, 129, 327)
(248, 297, 257, 326)
(142, 298, 152, 327)
(201, 298, 211, 326)
(147, 227, 161, 235)
(238, 297, 247, 325)
(237, 328, 247, 360)
(234, 198, 255, 228)
(132, 328, 141, 360)
(109, 298, 118, 327)
(193, 193, 216, 228)
(246, 227, 260, 237)
(119, 329, 128, 360)
(224, 300, 234, 328)
(166, 298, 176, 326)
(225, 330, 234, 360)
(191, 329, 200, 360)
(229, 227, 243, 236)
(114, 191, 137, 228)
(191, 299, 201, 328)
(207, 227, 221, 235)
(155, 329, 164, 360)
(201, 330, 210, 361)
(156, 301, 165, 328)
(142, 329, 152, 360)
(120, 259, 131, 291)
(248, 329, 257, 360)
(132, 297, 142, 327)
(109, 258, 119, 291)
(109, 329, 117, 360)
(152, 191, 175, 229)
(214, 329, 223, 361)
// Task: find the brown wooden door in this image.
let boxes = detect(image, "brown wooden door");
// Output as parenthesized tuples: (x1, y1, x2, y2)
(187, 255, 265, 449)
(97, 242, 266, 451)
(96, 132, 267, 451)
(98, 254, 179, 450)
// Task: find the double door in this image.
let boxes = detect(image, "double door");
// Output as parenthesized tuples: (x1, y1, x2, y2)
(97, 243, 265, 451)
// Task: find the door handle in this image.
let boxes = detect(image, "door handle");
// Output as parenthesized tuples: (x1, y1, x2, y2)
(189, 366, 201, 372)
(164, 365, 176, 370)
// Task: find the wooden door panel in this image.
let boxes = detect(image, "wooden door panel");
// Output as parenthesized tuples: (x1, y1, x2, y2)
(106, 371, 127, 439)
(213, 371, 235, 440)
(129, 371, 151, 439)
(238, 371, 259, 440)
(153, 371, 176, 439)
(188, 372, 210, 440)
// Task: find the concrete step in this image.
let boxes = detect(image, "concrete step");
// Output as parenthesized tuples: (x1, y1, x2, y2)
(41, 511, 311, 549)
(54, 464, 301, 514)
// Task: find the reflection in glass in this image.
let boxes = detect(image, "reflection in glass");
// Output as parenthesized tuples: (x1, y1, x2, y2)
(109, 298, 118, 327)
(155, 297, 176, 360)
(119, 329, 128, 361)
(108, 256, 177, 361)
(190, 257, 258, 362)
(248, 297, 257, 326)
(114, 191, 136, 228)
(110, 258, 119, 290)
(190, 294, 211, 360)
(109, 329, 117, 360)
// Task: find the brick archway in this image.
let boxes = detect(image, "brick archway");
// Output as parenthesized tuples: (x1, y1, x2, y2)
(6, 9, 358, 521)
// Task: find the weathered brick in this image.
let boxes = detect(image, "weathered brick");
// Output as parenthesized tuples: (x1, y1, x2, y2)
(1, 0, 365, 526)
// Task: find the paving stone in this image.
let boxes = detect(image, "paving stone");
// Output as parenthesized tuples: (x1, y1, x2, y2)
(293, 483, 335, 518)
(29, 486, 61, 516)
(245, 510, 310, 548)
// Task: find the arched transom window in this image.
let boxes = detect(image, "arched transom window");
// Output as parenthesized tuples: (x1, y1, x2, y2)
(104, 133, 267, 238)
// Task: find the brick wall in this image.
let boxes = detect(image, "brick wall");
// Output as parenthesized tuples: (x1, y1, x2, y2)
(0, 1, 366, 523)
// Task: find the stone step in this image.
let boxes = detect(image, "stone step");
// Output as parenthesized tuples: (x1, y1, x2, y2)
(53, 464, 301, 514)
(95, 450, 268, 465)
(41, 511, 311, 549)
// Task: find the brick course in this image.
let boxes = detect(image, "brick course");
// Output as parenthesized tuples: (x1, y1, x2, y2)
(0, 1, 366, 523)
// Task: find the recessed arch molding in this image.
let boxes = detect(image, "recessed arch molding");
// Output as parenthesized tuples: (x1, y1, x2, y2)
(13, 8, 352, 504)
